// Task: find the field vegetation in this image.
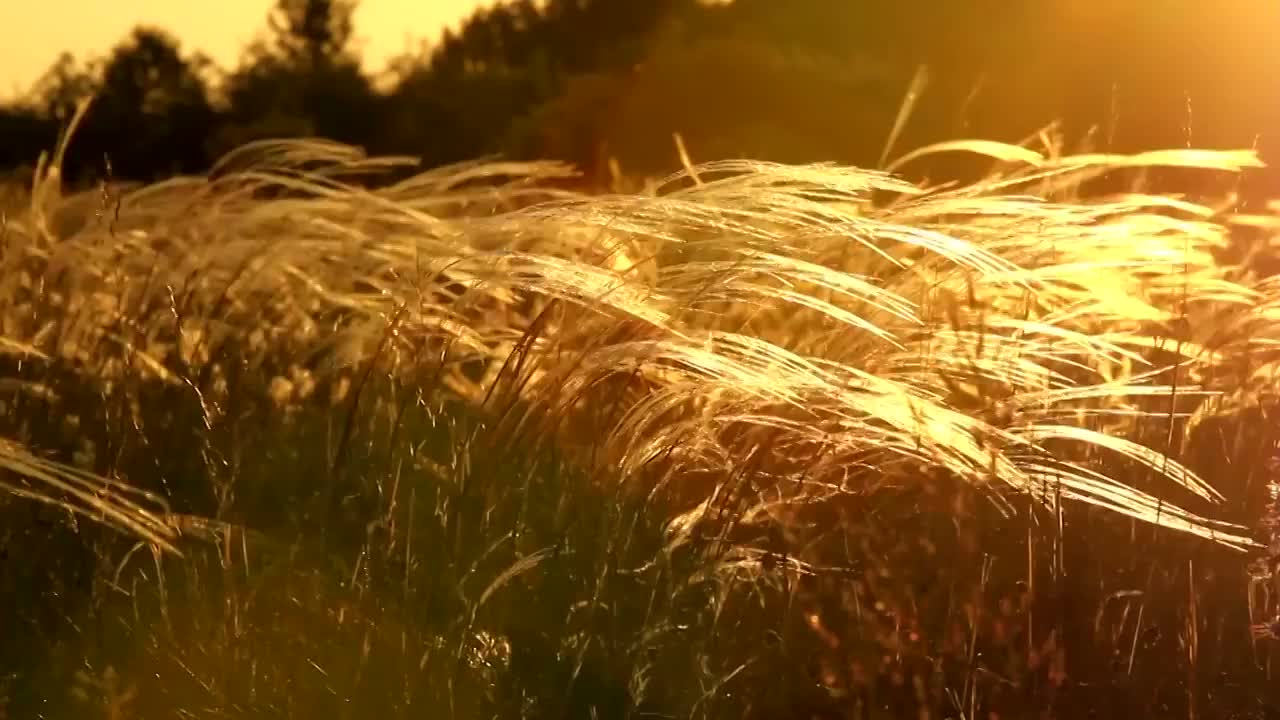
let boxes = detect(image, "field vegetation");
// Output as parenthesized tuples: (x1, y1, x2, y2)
(2, 100, 1280, 718)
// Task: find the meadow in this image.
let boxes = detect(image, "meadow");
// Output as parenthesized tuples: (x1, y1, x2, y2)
(1, 105, 1279, 718)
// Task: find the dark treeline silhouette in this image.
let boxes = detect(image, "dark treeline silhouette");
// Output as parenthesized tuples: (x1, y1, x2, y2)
(1, 0, 1277, 189)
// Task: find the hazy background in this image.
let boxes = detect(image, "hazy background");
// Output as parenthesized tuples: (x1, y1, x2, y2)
(0, 0, 1276, 192)
(0, 0, 486, 97)
(2, 3, 1280, 718)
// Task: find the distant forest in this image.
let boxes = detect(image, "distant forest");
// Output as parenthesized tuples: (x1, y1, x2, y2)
(1, 0, 1277, 188)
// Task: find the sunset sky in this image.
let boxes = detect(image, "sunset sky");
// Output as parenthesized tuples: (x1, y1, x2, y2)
(0, 0, 490, 98)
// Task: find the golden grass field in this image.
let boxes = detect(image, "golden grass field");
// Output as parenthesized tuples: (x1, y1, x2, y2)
(2, 105, 1280, 718)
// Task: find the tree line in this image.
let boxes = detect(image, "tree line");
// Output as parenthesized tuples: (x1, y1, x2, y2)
(0, 0, 1275, 188)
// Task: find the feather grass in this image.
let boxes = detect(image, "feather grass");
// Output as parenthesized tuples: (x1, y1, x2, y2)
(0, 126, 1268, 551)
(5, 118, 1280, 716)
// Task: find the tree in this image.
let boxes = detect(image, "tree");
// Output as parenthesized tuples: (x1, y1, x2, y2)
(56, 28, 218, 181)
(380, 55, 551, 167)
(214, 0, 377, 157)
(27, 53, 98, 122)
(428, 0, 703, 79)
(380, 0, 709, 168)
(509, 31, 902, 181)
(267, 0, 359, 70)
(0, 54, 96, 173)
(0, 105, 58, 173)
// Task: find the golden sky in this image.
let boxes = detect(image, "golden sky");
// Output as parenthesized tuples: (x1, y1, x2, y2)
(0, 0, 490, 97)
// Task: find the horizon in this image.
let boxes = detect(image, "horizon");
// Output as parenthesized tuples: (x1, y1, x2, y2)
(0, 0, 490, 100)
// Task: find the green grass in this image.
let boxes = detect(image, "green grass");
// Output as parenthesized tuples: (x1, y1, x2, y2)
(1, 108, 1279, 718)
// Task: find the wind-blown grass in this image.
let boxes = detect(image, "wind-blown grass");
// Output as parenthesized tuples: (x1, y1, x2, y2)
(8, 141, 1264, 538)
(2, 112, 1278, 716)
